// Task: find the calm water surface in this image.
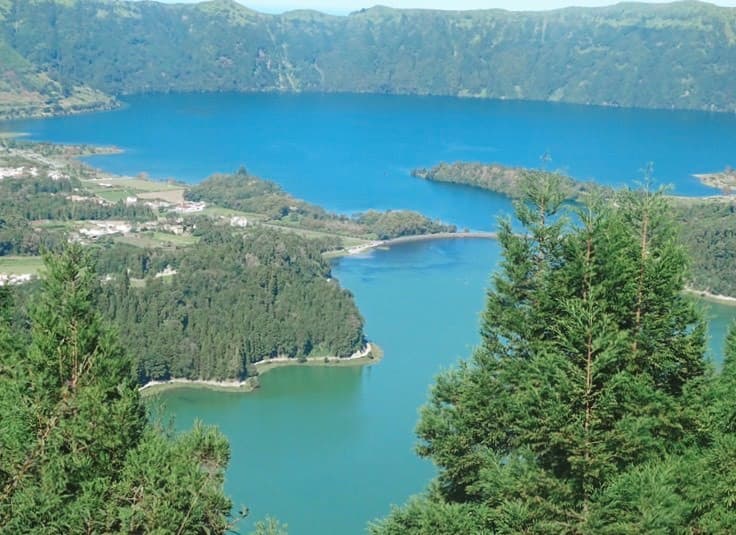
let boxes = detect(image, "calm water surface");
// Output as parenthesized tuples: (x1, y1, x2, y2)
(5, 93, 736, 229)
(6, 93, 736, 533)
(156, 239, 501, 533)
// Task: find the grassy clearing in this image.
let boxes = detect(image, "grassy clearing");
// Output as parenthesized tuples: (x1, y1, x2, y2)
(115, 231, 198, 249)
(0, 256, 44, 274)
(201, 206, 267, 220)
(84, 178, 183, 192)
(137, 189, 186, 203)
(31, 220, 77, 231)
(261, 222, 372, 247)
(83, 178, 186, 205)
(149, 232, 198, 246)
(95, 190, 130, 203)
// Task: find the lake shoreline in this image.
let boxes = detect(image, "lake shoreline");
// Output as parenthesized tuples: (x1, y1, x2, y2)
(341, 231, 499, 256)
(139, 342, 382, 395)
(685, 288, 736, 307)
(338, 234, 736, 304)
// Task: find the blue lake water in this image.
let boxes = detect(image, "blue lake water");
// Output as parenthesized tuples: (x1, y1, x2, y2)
(5, 93, 736, 230)
(5, 93, 736, 533)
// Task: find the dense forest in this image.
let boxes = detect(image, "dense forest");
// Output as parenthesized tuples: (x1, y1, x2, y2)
(98, 227, 366, 383)
(0, 247, 237, 532)
(371, 175, 736, 533)
(675, 199, 736, 297)
(1, 0, 736, 118)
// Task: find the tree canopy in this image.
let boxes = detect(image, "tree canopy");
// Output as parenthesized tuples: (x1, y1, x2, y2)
(0, 246, 236, 532)
(371, 176, 734, 533)
(98, 226, 366, 383)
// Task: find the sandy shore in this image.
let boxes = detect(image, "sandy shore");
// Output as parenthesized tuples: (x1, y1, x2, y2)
(345, 231, 499, 256)
(254, 342, 373, 367)
(253, 343, 382, 376)
(139, 376, 259, 394)
(685, 287, 736, 306)
(139, 343, 380, 395)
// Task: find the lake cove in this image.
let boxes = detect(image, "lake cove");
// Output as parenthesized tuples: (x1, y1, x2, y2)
(149, 238, 736, 534)
(152, 239, 501, 533)
(6, 93, 736, 532)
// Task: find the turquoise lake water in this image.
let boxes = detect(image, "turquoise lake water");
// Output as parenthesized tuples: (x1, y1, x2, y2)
(151, 239, 500, 533)
(5, 93, 736, 533)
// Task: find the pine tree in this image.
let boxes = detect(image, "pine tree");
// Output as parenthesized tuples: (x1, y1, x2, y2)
(372, 180, 709, 533)
(0, 245, 237, 532)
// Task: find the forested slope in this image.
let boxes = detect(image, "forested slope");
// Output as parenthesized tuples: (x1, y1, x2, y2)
(98, 228, 366, 384)
(1, 0, 735, 116)
(0, 2, 115, 119)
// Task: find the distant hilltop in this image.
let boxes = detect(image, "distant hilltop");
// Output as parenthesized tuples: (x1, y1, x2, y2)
(0, 0, 735, 118)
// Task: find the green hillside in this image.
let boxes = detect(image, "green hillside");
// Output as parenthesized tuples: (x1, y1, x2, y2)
(0, 0, 735, 117)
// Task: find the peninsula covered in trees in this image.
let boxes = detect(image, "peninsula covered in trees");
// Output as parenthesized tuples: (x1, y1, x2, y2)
(0, 140, 456, 387)
(186, 170, 455, 241)
(412, 161, 604, 200)
(99, 227, 366, 385)
(1, 0, 736, 119)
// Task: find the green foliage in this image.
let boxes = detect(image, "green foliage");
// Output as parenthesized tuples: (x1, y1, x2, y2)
(413, 162, 604, 201)
(355, 210, 455, 240)
(2, 0, 736, 115)
(98, 227, 366, 383)
(673, 199, 736, 297)
(104, 422, 233, 533)
(372, 179, 711, 533)
(186, 170, 290, 217)
(371, 495, 490, 534)
(586, 457, 693, 534)
(0, 245, 235, 532)
(251, 516, 289, 535)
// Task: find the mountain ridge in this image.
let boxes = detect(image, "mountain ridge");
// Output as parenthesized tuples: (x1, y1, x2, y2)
(0, 0, 734, 118)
